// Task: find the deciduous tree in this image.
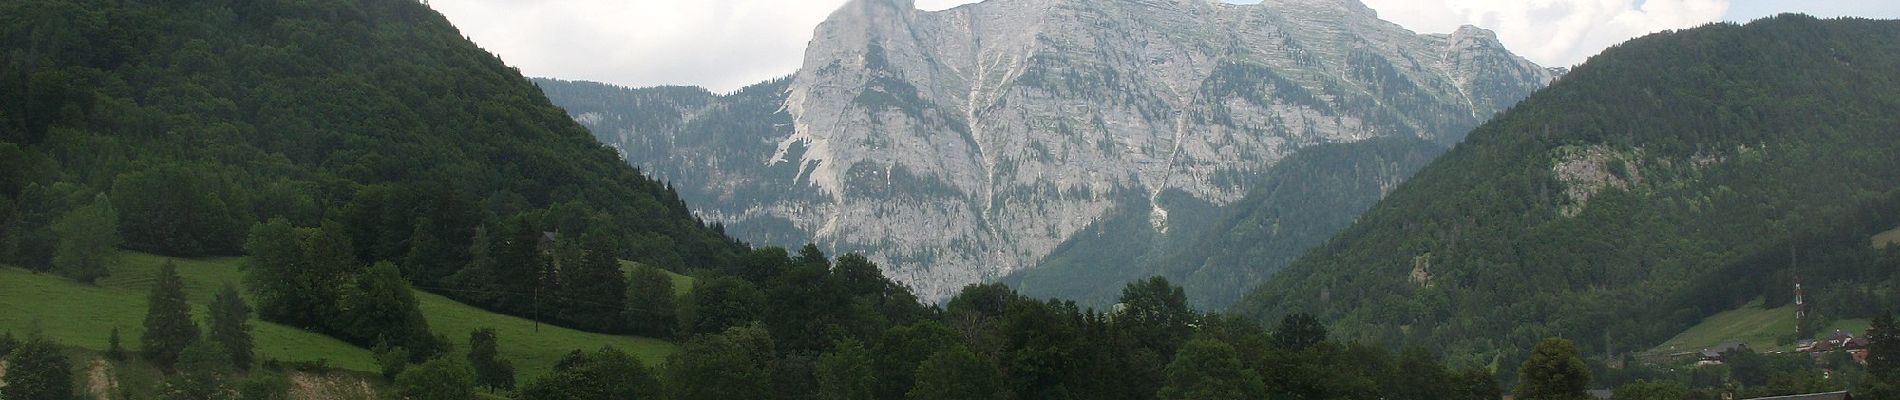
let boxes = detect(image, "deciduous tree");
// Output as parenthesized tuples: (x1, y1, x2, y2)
(467, 328, 515, 392)
(1158, 339, 1267, 400)
(625, 264, 678, 338)
(1516, 338, 1591, 400)
(907, 346, 1006, 400)
(51, 193, 117, 283)
(1, 333, 72, 400)
(395, 357, 476, 400)
(818, 338, 877, 400)
(520, 347, 660, 400)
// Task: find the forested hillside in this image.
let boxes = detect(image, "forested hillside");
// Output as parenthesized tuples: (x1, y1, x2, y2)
(1237, 15, 1900, 370)
(0, 0, 745, 335)
(1007, 136, 1445, 308)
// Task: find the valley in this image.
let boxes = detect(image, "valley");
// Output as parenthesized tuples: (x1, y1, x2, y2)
(1, 0, 1898, 399)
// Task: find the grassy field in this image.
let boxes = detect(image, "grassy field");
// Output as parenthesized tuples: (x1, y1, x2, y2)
(619, 260, 695, 297)
(1, 251, 679, 383)
(1, 256, 380, 372)
(1649, 299, 1871, 356)
(1873, 225, 1900, 249)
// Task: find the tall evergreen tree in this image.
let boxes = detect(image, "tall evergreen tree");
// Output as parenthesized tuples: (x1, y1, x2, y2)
(625, 264, 678, 338)
(106, 327, 125, 361)
(51, 193, 118, 283)
(1864, 313, 1900, 399)
(558, 229, 629, 332)
(209, 282, 255, 370)
(467, 328, 516, 392)
(491, 216, 549, 315)
(142, 260, 200, 367)
(1516, 338, 1591, 400)
(1, 333, 72, 400)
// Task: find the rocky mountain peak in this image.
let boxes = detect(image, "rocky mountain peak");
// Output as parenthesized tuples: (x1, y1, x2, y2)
(548, 0, 1555, 300)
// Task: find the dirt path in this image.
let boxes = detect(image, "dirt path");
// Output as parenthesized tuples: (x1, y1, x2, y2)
(85, 359, 118, 400)
(289, 371, 376, 399)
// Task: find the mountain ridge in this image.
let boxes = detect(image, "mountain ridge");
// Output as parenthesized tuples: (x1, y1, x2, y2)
(1233, 15, 1900, 365)
(542, 0, 1554, 300)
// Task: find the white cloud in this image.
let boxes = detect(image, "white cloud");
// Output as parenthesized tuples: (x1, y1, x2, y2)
(430, 0, 865, 92)
(430, 0, 1899, 91)
(1359, 0, 1730, 68)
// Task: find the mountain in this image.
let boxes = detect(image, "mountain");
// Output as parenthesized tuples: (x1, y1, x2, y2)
(539, 0, 1553, 300)
(1233, 15, 1900, 366)
(0, 0, 743, 324)
(1002, 136, 1443, 308)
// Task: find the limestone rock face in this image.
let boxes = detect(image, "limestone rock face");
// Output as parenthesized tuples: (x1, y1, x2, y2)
(540, 0, 1553, 300)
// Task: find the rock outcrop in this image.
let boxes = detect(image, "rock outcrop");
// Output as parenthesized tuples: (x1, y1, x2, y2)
(540, 0, 1553, 300)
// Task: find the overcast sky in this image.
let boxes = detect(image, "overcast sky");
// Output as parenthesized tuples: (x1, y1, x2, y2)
(428, 0, 1900, 93)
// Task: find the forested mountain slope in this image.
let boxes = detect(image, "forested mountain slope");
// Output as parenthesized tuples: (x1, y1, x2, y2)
(1236, 15, 1900, 367)
(1005, 136, 1444, 308)
(0, 0, 744, 332)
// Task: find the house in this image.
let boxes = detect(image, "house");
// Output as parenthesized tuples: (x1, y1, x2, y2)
(1738, 390, 1852, 400)
(1701, 341, 1750, 362)
(1843, 337, 1869, 350)
(1587, 389, 1615, 399)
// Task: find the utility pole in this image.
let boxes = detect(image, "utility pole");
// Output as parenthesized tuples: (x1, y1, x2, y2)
(1794, 245, 1807, 339)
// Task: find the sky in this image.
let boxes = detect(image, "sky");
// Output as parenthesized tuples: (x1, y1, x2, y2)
(428, 0, 1900, 93)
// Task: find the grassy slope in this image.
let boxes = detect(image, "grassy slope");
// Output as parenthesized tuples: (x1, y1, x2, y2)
(1, 251, 678, 382)
(1874, 226, 1900, 249)
(619, 260, 695, 297)
(1649, 300, 1869, 355)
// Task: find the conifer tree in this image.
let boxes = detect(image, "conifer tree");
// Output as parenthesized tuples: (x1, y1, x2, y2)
(1863, 313, 1900, 399)
(106, 327, 125, 361)
(209, 282, 255, 370)
(558, 229, 628, 331)
(142, 260, 200, 367)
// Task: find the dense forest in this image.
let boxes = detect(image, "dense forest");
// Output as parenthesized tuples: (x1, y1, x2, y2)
(1238, 14, 1900, 372)
(0, 0, 747, 337)
(1008, 136, 1446, 309)
(6, 0, 1900, 398)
